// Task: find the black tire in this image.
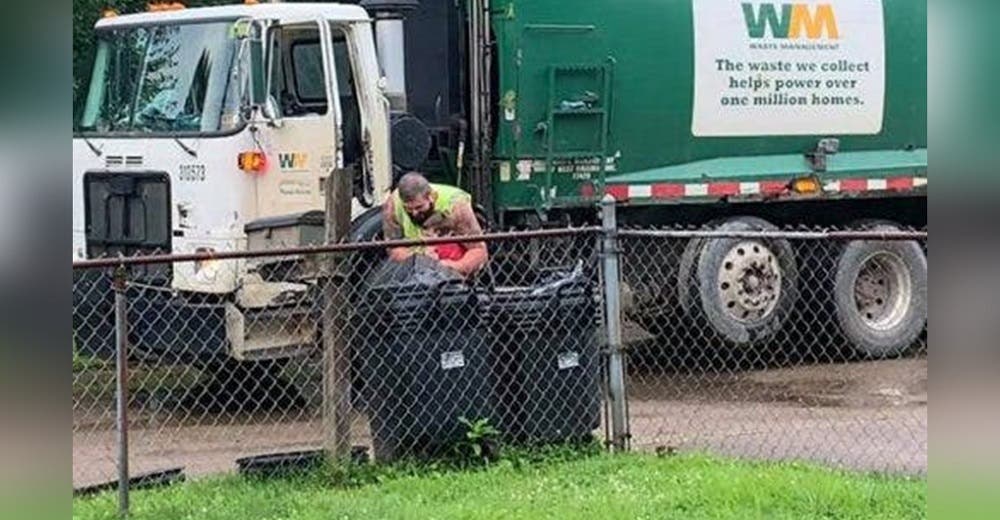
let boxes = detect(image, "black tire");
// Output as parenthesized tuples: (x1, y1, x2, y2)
(345, 201, 493, 287)
(347, 207, 387, 286)
(72, 269, 117, 359)
(620, 237, 678, 319)
(833, 224, 927, 358)
(677, 235, 711, 316)
(676, 218, 732, 316)
(195, 359, 304, 413)
(349, 202, 493, 241)
(693, 217, 799, 346)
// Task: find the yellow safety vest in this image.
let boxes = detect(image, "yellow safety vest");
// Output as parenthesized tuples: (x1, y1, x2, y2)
(392, 183, 471, 243)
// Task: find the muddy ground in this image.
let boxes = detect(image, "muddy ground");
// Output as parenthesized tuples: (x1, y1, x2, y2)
(73, 358, 926, 488)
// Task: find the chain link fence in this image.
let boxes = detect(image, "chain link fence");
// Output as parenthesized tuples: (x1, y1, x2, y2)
(72, 227, 605, 490)
(618, 224, 927, 474)
(72, 209, 928, 497)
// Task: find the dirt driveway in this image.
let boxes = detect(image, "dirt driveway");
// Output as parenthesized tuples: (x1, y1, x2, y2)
(626, 358, 927, 474)
(73, 358, 926, 488)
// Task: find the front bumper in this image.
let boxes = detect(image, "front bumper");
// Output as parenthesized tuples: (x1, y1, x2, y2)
(72, 272, 318, 363)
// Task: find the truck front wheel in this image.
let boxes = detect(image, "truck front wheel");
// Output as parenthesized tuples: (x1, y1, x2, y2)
(833, 224, 927, 358)
(691, 217, 799, 346)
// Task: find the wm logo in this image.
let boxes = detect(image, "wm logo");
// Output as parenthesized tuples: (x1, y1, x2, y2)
(278, 153, 308, 170)
(742, 3, 840, 40)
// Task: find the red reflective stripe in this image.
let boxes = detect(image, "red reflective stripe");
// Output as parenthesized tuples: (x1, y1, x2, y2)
(840, 178, 868, 192)
(760, 181, 788, 194)
(887, 177, 914, 191)
(708, 182, 740, 196)
(652, 183, 685, 198)
(607, 177, 909, 199)
(605, 184, 629, 200)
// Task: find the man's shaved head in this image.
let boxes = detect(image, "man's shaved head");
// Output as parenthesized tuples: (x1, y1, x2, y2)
(397, 172, 432, 202)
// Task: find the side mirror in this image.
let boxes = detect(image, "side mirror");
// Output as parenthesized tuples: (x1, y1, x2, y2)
(263, 95, 283, 129)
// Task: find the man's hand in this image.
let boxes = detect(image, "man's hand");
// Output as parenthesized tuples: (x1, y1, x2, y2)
(387, 247, 412, 262)
(436, 201, 489, 277)
(389, 244, 442, 263)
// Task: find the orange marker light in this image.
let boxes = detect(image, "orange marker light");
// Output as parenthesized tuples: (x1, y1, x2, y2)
(238, 151, 268, 174)
(101, 8, 119, 18)
(792, 177, 821, 194)
(147, 2, 186, 12)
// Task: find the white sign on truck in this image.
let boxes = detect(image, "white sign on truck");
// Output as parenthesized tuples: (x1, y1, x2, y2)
(692, 0, 885, 137)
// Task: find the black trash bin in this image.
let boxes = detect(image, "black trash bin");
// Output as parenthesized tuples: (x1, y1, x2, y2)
(358, 260, 495, 461)
(484, 268, 600, 445)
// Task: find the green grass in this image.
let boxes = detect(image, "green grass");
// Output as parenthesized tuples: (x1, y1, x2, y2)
(73, 452, 925, 519)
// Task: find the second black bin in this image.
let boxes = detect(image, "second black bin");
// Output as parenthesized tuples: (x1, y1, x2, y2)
(360, 275, 495, 461)
(484, 270, 601, 444)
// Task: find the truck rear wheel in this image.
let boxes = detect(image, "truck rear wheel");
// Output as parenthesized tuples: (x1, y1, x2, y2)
(833, 224, 927, 358)
(677, 218, 729, 316)
(691, 217, 799, 346)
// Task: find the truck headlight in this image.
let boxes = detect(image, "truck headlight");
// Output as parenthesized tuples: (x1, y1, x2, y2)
(194, 247, 219, 283)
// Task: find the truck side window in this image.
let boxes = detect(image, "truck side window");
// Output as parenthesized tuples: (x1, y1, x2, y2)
(268, 28, 328, 117)
(290, 42, 327, 107)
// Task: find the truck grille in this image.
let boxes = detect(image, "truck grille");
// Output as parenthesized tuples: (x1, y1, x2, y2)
(84, 170, 171, 283)
(105, 155, 144, 168)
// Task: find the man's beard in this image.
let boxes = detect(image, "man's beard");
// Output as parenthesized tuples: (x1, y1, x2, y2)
(410, 209, 435, 226)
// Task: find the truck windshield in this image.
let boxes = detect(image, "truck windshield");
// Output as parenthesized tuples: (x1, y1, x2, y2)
(78, 21, 244, 135)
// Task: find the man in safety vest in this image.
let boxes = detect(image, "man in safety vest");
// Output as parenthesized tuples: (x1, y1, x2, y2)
(381, 172, 488, 278)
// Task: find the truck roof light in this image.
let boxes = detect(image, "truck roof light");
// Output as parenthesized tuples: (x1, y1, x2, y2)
(101, 8, 119, 18)
(147, 2, 186, 12)
(238, 151, 268, 174)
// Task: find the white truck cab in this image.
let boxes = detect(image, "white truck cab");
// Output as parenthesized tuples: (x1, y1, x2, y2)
(73, 2, 395, 362)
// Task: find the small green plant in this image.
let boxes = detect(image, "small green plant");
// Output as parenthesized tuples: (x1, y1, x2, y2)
(72, 342, 106, 373)
(454, 416, 501, 464)
(72, 346, 84, 372)
(498, 436, 603, 470)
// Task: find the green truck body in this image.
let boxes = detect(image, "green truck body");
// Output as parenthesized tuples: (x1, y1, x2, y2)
(485, 0, 927, 218)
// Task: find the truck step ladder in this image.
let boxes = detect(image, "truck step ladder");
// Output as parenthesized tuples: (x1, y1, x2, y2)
(543, 62, 613, 207)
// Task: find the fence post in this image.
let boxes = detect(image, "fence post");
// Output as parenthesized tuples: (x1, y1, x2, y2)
(600, 195, 629, 452)
(112, 265, 130, 518)
(323, 168, 354, 461)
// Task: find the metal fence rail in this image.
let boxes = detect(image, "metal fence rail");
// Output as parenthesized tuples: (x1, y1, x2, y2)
(72, 203, 928, 507)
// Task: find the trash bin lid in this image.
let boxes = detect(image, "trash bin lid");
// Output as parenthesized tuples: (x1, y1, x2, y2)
(367, 255, 463, 290)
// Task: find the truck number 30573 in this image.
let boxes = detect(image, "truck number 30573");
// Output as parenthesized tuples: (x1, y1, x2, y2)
(178, 164, 206, 182)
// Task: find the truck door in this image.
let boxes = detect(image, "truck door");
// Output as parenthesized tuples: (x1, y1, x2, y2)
(329, 21, 392, 214)
(257, 20, 341, 217)
(331, 22, 392, 216)
(327, 24, 369, 210)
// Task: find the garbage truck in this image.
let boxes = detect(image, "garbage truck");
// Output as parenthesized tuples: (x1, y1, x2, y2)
(72, 0, 926, 362)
